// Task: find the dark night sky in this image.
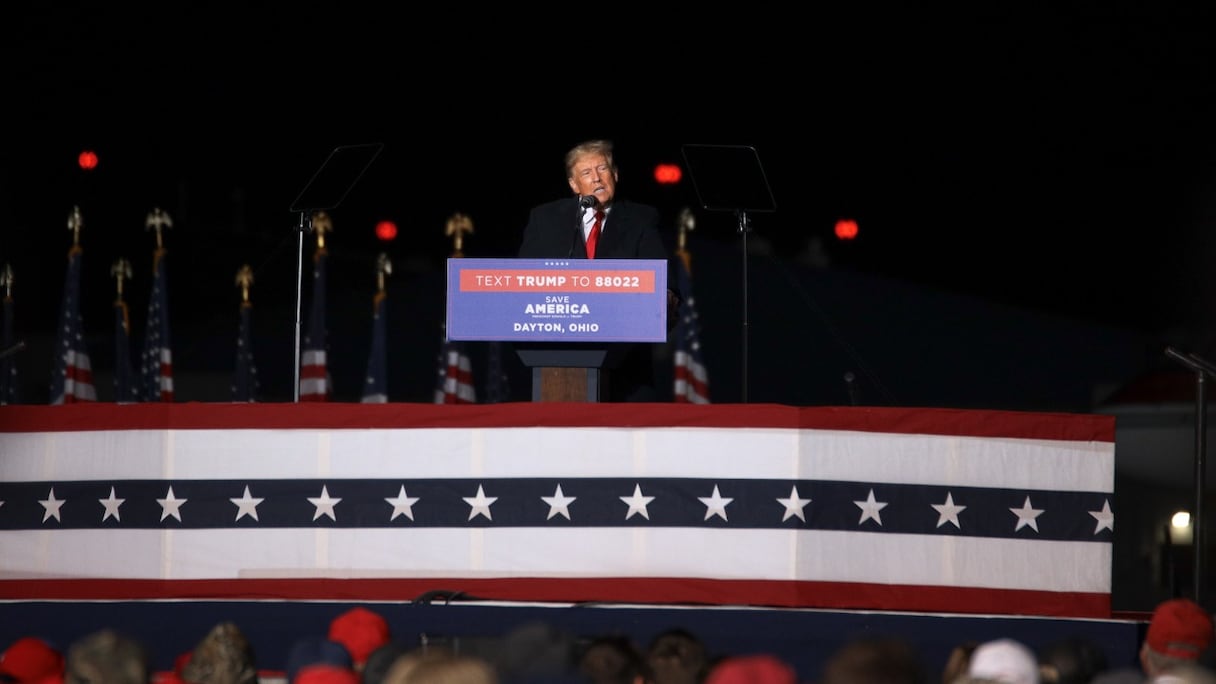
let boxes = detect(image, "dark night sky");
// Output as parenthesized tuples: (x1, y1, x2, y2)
(4, 8, 1216, 405)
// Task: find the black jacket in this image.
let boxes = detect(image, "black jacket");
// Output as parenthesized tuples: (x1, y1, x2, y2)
(517, 196, 675, 402)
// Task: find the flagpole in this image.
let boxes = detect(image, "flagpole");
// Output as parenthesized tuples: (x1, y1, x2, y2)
(293, 210, 309, 403)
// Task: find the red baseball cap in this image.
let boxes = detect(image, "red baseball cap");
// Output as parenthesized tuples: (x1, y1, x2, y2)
(706, 655, 797, 684)
(327, 607, 390, 666)
(0, 637, 64, 683)
(294, 664, 360, 684)
(1145, 598, 1215, 660)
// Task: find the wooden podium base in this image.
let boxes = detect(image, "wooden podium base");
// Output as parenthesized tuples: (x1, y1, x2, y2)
(516, 347, 611, 403)
(534, 367, 600, 402)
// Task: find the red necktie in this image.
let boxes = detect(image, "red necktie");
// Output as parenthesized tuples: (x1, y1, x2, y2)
(587, 209, 604, 259)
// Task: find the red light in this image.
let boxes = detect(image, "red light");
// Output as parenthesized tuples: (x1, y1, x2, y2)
(653, 163, 682, 185)
(78, 150, 99, 171)
(834, 218, 859, 240)
(375, 220, 398, 241)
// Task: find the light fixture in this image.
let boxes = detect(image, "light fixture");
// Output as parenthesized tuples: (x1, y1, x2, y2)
(1169, 510, 1193, 545)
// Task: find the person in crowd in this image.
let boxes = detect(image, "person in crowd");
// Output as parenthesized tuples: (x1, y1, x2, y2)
(577, 634, 649, 684)
(0, 636, 65, 684)
(646, 628, 709, 684)
(1038, 635, 1108, 684)
(517, 138, 680, 402)
(967, 639, 1040, 684)
(328, 607, 392, 675)
(942, 641, 980, 684)
(179, 621, 258, 684)
(1150, 663, 1216, 684)
(64, 630, 149, 684)
(361, 641, 417, 684)
(703, 654, 797, 684)
(1091, 599, 1215, 684)
(295, 665, 361, 684)
(820, 636, 927, 684)
(1138, 599, 1214, 682)
(285, 636, 355, 684)
(385, 653, 496, 684)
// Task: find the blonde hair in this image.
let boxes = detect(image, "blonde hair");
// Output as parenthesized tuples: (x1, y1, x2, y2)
(385, 652, 495, 684)
(565, 140, 615, 178)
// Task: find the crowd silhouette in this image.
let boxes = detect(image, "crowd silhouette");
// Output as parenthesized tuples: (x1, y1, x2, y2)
(2, 599, 1212, 684)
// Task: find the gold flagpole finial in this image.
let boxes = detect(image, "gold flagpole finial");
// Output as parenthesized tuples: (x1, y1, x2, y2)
(1, 263, 13, 299)
(375, 253, 392, 294)
(67, 206, 84, 247)
(445, 212, 474, 258)
(312, 211, 333, 250)
(145, 207, 173, 250)
(235, 264, 254, 303)
(111, 257, 133, 302)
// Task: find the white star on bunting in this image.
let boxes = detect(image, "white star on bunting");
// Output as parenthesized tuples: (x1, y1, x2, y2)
(854, 488, 888, 526)
(385, 485, 420, 521)
(777, 485, 811, 522)
(463, 484, 497, 521)
(1011, 496, 1044, 532)
(230, 485, 264, 522)
(157, 486, 187, 522)
(931, 492, 966, 529)
(1089, 499, 1114, 533)
(99, 486, 125, 522)
(308, 485, 341, 521)
(698, 485, 733, 521)
(39, 488, 65, 523)
(541, 484, 577, 520)
(620, 484, 655, 521)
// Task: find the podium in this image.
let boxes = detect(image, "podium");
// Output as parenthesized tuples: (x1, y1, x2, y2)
(514, 344, 634, 402)
(445, 258, 668, 403)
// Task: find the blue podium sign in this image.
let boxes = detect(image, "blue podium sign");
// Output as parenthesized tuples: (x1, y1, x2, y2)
(446, 258, 667, 343)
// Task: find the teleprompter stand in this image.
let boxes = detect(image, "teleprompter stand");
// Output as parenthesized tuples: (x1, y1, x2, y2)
(681, 144, 776, 403)
(288, 143, 382, 402)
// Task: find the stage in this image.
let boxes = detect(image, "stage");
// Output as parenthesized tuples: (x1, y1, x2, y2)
(0, 401, 1126, 677)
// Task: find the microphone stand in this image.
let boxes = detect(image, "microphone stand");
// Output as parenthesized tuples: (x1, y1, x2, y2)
(679, 144, 776, 404)
(287, 143, 383, 402)
(1164, 346, 1210, 605)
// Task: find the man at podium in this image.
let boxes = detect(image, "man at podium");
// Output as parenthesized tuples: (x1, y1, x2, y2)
(518, 139, 679, 402)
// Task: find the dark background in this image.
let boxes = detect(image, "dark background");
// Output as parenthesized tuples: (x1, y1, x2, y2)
(4, 7, 1216, 406)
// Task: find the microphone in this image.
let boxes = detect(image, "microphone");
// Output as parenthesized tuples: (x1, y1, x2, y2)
(578, 194, 598, 209)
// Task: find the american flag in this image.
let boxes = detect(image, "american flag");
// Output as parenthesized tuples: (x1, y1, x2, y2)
(673, 249, 710, 404)
(232, 299, 258, 403)
(361, 291, 388, 404)
(112, 258, 140, 403)
(300, 245, 331, 402)
(141, 210, 175, 402)
(50, 237, 96, 404)
(232, 265, 258, 402)
(113, 299, 139, 403)
(1, 264, 19, 405)
(435, 215, 476, 404)
(433, 324, 476, 404)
